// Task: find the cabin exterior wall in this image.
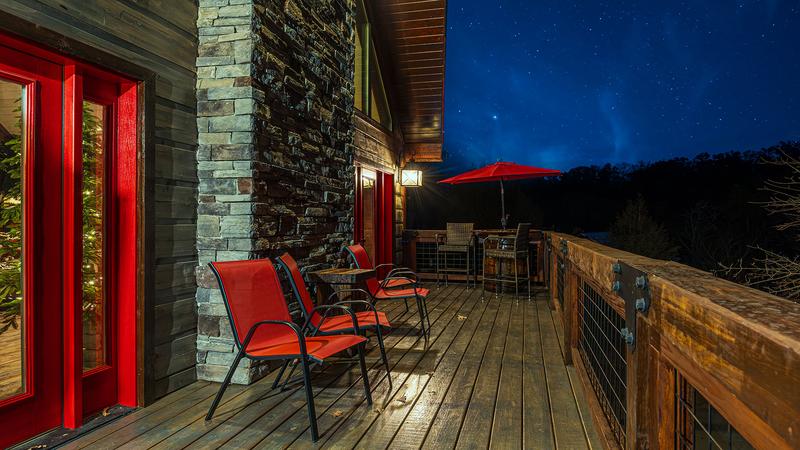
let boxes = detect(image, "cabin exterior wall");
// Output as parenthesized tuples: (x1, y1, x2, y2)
(0, 0, 409, 391)
(0, 1, 200, 403)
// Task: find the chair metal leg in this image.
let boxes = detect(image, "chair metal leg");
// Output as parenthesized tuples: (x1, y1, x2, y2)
(425, 298, 432, 335)
(404, 299, 409, 313)
(417, 296, 427, 338)
(443, 252, 450, 287)
(271, 359, 290, 390)
(282, 358, 299, 391)
(481, 249, 486, 300)
(527, 254, 532, 301)
(514, 256, 519, 299)
(375, 324, 391, 386)
(206, 348, 244, 421)
(436, 247, 440, 288)
(300, 356, 319, 442)
(357, 343, 373, 405)
(466, 249, 471, 289)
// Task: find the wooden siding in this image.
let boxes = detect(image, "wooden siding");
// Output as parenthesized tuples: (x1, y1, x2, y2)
(0, 0, 199, 403)
(62, 286, 601, 449)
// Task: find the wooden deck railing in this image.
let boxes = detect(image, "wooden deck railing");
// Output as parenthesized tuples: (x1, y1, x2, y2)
(545, 232, 800, 450)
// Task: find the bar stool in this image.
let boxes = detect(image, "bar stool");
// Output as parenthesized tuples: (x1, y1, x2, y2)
(436, 222, 476, 287)
(482, 223, 531, 299)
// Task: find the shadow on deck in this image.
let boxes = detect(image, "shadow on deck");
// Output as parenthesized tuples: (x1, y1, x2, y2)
(64, 285, 600, 449)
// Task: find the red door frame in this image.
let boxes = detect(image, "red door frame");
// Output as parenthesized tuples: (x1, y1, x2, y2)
(63, 62, 139, 427)
(0, 31, 140, 440)
(354, 166, 394, 271)
(377, 172, 394, 269)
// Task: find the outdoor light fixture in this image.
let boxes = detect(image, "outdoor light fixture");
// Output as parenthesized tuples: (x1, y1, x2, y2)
(401, 169, 422, 187)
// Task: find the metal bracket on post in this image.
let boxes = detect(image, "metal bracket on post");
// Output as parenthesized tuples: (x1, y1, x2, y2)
(559, 239, 568, 256)
(612, 261, 651, 349)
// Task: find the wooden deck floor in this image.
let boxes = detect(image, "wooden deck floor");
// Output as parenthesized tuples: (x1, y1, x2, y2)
(64, 285, 601, 449)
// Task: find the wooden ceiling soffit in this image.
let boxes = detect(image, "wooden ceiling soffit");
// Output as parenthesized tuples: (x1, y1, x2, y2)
(370, 0, 447, 163)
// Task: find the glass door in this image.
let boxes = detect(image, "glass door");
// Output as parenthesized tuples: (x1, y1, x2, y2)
(76, 78, 120, 417)
(0, 34, 140, 447)
(0, 77, 26, 404)
(0, 42, 64, 449)
(361, 169, 377, 262)
(355, 167, 394, 271)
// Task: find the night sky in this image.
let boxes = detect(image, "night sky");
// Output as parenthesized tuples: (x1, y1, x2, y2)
(443, 1, 800, 171)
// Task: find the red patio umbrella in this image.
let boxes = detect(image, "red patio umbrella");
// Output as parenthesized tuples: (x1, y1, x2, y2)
(438, 161, 561, 229)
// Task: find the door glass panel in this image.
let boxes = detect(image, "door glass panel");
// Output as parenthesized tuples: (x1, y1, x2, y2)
(82, 101, 106, 372)
(362, 173, 376, 262)
(0, 78, 25, 400)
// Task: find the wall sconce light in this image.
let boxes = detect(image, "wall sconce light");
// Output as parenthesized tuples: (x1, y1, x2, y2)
(401, 169, 422, 187)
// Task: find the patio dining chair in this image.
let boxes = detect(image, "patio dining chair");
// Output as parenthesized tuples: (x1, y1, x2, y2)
(205, 259, 372, 442)
(275, 252, 392, 384)
(482, 223, 532, 299)
(345, 244, 432, 338)
(436, 222, 476, 287)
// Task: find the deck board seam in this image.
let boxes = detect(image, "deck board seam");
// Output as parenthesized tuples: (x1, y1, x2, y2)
(273, 285, 469, 448)
(411, 294, 502, 448)
(487, 296, 517, 449)
(536, 298, 559, 449)
(453, 295, 513, 449)
(380, 287, 492, 448)
(418, 292, 504, 448)
(309, 286, 475, 448)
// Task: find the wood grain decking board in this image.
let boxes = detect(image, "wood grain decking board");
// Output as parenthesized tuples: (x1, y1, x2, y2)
(66, 286, 601, 449)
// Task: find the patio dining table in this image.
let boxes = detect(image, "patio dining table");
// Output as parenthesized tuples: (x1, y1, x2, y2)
(306, 267, 376, 306)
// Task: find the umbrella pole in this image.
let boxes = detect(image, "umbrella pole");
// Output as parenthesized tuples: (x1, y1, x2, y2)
(500, 179, 507, 229)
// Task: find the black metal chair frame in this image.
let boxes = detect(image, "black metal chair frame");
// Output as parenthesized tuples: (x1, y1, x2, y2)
(435, 223, 477, 288)
(345, 246, 432, 338)
(205, 262, 373, 442)
(275, 255, 392, 387)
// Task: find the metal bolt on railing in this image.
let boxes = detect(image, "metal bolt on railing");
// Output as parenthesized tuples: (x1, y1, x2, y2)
(635, 297, 648, 312)
(612, 262, 622, 274)
(612, 280, 622, 292)
(635, 275, 647, 289)
(620, 327, 635, 346)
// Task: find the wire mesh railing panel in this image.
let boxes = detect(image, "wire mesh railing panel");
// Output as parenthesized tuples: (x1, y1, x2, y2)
(675, 373, 754, 450)
(577, 279, 628, 448)
(414, 241, 437, 273)
(439, 250, 470, 272)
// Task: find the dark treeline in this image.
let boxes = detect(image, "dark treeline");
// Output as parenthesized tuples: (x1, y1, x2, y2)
(407, 142, 800, 273)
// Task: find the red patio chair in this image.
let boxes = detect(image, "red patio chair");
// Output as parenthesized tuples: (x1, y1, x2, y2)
(275, 253, 392, 385)
(205, 259, 372, 442)
(345, 244, 432, 337)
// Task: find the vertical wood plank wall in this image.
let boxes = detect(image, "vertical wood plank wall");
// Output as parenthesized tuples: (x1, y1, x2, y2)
(0, 0, 199, 403)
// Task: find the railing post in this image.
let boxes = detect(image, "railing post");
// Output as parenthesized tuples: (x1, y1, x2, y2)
(655, 355, 676, 449)
(625, 315, 657, 449)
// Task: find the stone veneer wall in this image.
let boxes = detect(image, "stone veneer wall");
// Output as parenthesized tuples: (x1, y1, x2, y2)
(195, 0, 355, 384)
